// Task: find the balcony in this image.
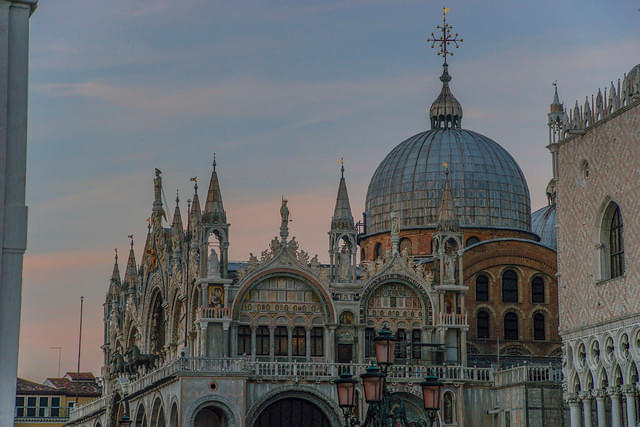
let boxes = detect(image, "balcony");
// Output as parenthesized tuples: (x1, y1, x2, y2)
(493, 365, 563, 387)
(437, 312, 468, 329)
(197, 306, 230, 320)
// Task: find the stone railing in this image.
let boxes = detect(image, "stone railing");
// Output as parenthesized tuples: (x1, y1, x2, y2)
(493, 365, 563, 387)
(126, 358, 183, 395)
(69, 396, 107, 421)
(438, 312, 468, 327)
(183, 357, 249, 373)
(198, 306, 230, 320)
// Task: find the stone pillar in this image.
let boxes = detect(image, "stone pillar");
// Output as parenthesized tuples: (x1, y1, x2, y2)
(623, 386, 637, 427)
(305, 328, 311, 362)
(568, 397, 582, 427)
(610, 388, 622, 427)
(287, 327, 293, 361)
(269, 327, 275, 360)
(222, 322, 230, 357)
(327, 326, 336, 362)
(200, 324, 207, 357)
(595, 391, 607, 427)
(357, 326, 364, 362)
(0, 1, 37, 424)
(228, 323, 236, 357)
(580, 392, 592, 427)
(460, 330, 467, 366)
(251, 327, 256, 361)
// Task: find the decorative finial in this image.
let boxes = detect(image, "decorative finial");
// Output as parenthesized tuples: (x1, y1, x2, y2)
(190, 176, 198, 192)
(176, 188, 179, 205)
(339, 157, 344, 178)
(213, 153, 217, 171)
(426, 6, 463, 66)
(114, 248, 118, 262)
(127, 234, 134, 248)
(443, 161, 449, 176)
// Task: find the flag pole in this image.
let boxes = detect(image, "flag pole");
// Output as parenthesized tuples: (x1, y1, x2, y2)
(76, 296, 84, 404)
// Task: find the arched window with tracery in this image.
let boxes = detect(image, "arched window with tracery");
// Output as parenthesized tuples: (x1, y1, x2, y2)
(502, 270, 518, 303)
(275, 326, 288, 356)
(531, 276, 544, 303)
(504, 312, 518, 340)
(256, 326, 269, 356)
(476, 274, 489, 302)
(237, 325, 251, 355)
(533, 313, 546, 341)
(292, 327, 306, 357)
(600, 202, 625, 280)
(477, 310, 490, 339)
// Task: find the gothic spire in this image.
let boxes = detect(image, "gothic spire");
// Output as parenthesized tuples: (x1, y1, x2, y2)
(172, 189, 184, 232)
(123, 236, 137, 287)
(110, 249, 121, 285)
(436, 164, 459, 232)
(331, 159, 354, 231)
(203, 154, 227, 224)
(189, 178, 201, 229)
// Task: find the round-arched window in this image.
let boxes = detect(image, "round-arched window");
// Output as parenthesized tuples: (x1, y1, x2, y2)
(502, 270, 518, 303)
(504, 312, 518, 340)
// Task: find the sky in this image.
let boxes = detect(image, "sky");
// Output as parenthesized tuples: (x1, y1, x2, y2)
(18, 0, 640, 381)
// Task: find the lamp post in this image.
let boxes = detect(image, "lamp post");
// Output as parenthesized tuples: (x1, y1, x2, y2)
(334, 327, 442, 427)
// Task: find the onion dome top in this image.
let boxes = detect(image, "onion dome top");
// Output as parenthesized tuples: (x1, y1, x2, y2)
(364, 128, 531, 235)
(531, 203, 557, 250)
(429, 64, 463, 130)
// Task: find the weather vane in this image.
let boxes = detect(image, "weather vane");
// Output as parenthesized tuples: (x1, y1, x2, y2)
(426, 7, 463, 65)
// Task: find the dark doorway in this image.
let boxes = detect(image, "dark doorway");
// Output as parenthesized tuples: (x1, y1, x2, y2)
(254, 398, 331, 427)
(337, 344, 353, 363)
(194, 406, 227, 427)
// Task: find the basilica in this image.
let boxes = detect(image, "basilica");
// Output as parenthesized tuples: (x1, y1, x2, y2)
(67, 16, 569, 427)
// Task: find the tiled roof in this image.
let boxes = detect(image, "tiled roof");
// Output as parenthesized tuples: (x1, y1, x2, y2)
(44, 377, 102, 397)
(64, 372, 96, 381)
(16, 378, 63, 395)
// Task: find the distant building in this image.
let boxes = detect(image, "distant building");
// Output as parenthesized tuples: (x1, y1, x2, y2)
(552, 65, 640, 426)
(14, 372, 101, 426)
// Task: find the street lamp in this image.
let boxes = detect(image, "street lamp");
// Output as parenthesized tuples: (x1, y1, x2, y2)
(334, 327, 442, 427)
(420, 374, 443, 426)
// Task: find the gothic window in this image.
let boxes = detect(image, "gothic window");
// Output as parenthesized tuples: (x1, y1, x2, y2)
(311, 327, 324, 357)
(399, 238, 412, 255)
(374, 243, 383, 260)
(237, 326, 251, 355)
(275, 326, 288, 356)
(504, 312, 518, 340)
(533, 313, 546, 341)
(256, 326, 269, 356)
(477, 310, 490, 339)
(395, 329, 407, 359)
(466, 236, 480, 246)
(292, 327, 306, 356)
(502, 270, 518, 303)
(531, 277, 545, 303)
(476, 274, 489, 301)
(412, 329, 422, 359)
(609, 205, 624, 278)
(365, 328, 375, 358)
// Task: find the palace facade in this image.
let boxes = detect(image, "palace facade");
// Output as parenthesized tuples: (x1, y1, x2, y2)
(553, 65, 640, 427)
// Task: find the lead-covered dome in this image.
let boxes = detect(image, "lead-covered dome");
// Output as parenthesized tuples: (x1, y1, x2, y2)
(365, 128, 531, 234)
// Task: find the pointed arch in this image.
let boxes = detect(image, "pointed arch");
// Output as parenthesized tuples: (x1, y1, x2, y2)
(596, 198, 625, 281)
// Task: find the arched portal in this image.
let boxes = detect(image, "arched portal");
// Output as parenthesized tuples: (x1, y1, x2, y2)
(253, 398, 331, 427)
(194, 406, 228, 427)
(150, 397, 166, 427)
(135, 402, 147, 427)
(169, 403, 178, 427)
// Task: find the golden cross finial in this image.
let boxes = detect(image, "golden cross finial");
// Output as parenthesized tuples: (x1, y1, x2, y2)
(426, 6, 463, 65)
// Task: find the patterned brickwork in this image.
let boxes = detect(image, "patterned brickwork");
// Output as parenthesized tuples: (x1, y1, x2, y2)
(557, 102, 640, 333)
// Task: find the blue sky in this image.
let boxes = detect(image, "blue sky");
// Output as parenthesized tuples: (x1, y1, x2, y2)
(19, 0, 640, 380)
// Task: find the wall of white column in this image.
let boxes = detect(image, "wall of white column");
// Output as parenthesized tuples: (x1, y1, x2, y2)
(0, 0, 36, 424)
(568, 388, 639, 427)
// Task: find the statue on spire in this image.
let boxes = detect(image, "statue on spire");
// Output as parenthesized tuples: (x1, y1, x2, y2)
(280, 197, 290, 242)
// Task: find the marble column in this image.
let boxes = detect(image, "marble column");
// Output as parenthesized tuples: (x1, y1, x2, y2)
(609, 388, 622, 427)
(580, 392, 592, 427)
(251, 327, 256, 361)
(287, 327, 293, 361)
(327, 326, 336, 362)
(568, 397, 582, 427)
(595, 390, 607, 427)
(305, 328, 311, 362)
(0, 1, 37, 424)
(269, 327, 275, 360)
(357, 326, 364, 362)
(623, 386, 637, 427)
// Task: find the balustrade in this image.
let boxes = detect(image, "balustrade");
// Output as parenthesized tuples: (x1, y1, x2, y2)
(197, 306, 230, 320)
(438, 312, 468, 327)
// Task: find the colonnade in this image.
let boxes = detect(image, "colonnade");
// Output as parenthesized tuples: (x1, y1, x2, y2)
(568, 385, 638, 427)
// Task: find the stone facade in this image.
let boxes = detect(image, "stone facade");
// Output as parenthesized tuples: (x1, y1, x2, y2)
(554, 65, 640, 427)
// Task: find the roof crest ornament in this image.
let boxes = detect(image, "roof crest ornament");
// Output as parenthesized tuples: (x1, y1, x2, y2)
(426, 6, 463, 66)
